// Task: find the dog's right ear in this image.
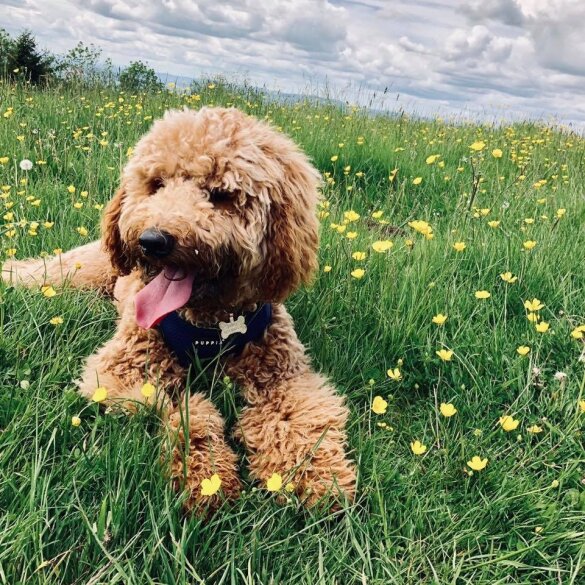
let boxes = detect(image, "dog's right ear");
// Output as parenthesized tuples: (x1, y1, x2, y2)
(101, 186, 133, 275)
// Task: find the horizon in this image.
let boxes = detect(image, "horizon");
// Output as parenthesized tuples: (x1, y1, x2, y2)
(2, 1, 585, 131)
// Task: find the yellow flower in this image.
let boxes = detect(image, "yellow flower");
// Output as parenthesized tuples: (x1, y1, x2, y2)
(352, 251, 366, 261)
(467, 456, 488, 471)
(344, 210, 360, 222)
(323, 265, 332, 273)
(412, 177, 423, 185)
(523, 240, 537, 251)
(469, 141, 486, 152)
(499, 415, 520, 431)
(200, 474, 222, 496)
(527, 424, 543, 434)
(426, 154, 440, 165)
(410, 440, 427, 455)
(351, 268, 365, 279)
(77, 226, 88, 237)
(517, 345, 530, 356)
(571, 327, 585, 340)
(453, 241, 466, 252)
(67, 185, 76, 194)
(285, 482, 295, 493)
(440, 403, 457, 417)
(371, 240, 393, 253)
(524, 298, 544, 312)
(387, 368, 402, 381)
(71, 416, 81, 427)
(371, 210, 383, 219)
(475, 290, 491, 299)
(409, 220, 433, 237)
(556, 208, 566, 219)
(500, 272, 517, 284)
(266, 472, 283, 492)
(41, 285, 57, 298)
(432, 313, 447, 325)
(579, 400, 585, 413)
(330, 155, 339, 162)
(491, 148, 503, 158)
(141, 382, 155, 399)
(372, 396, 388, 415)
(92, 386, 108, 403)
(49, 316, 63, 325)
(346, 231, 358, 239)
(487, 220, 500, 228)
(535, 321, 550, 333)
(73, 202, 83, 209)
(436, 349, 454, 362)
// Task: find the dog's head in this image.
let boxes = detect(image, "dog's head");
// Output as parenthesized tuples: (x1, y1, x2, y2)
(102, 107, 320, 310)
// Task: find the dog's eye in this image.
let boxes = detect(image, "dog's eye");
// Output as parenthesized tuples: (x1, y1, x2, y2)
(208, 188, 233, 205)
(148, 177, 164, 194)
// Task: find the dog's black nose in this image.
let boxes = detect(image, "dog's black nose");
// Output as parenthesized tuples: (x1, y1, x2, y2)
(139, 229, 175, 257)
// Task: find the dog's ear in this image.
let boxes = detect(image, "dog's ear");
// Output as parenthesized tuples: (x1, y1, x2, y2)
(101, 186, 133, 275)
(259, 153, 321, 302)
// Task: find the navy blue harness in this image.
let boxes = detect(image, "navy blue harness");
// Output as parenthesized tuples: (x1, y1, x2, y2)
(157, 303, 272, 367)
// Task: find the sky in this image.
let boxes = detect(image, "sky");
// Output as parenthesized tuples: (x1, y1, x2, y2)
(2, 0, 585, 129)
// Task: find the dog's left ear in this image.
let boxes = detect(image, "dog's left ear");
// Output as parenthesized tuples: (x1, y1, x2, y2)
(101, 186, 133, 275)
(259, 151, 321, 302)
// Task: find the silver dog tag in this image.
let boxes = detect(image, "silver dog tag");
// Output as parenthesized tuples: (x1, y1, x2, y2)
(219, 314, 247, 339)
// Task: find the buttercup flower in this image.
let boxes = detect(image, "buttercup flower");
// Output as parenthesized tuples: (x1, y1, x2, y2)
(49, 316, 63, 325)
(499, 415, 520, 431)
(524, 298, 544, 312)
(475, 290, 491, 299)
(467, 456, 488, 471)
(527, 424, 543, 434)
(352, 251, 366, 261)
(372, 396, 388, 414)
(432, 313, 448, 325)
(491, 148, 503, 158)
(453, 242, 466, 252)
(535, 321, 550, 333)
(500, 272, 517, 284)
(470, 141, 486, 151)
(412, 177, 422, 185)
(71, 416, 81, 427)
(201, 474, 222, 496)
(372, 240, 393, 252)
(523, 240, 537, 251)
(436, 349, 454, 361)
(344, 210, 360, 222)
(517, 345, 530, 356)
(92, 386, 108, 403)
(266, 472, 283, 492)
(41, 285, 56, 298)
(440, 402, 457, 417)
(351, 268, 365, 279)
(410, 440, 427, 455)
(387, 368, 402, 381)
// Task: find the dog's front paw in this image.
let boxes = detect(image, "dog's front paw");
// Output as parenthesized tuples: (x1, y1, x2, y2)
(165, 393, 241, 514)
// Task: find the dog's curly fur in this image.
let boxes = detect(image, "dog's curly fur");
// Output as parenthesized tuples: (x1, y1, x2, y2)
(2, 107, 356, 511)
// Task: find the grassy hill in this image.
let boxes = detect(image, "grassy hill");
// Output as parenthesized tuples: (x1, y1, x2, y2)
(0, 79, 584, 584)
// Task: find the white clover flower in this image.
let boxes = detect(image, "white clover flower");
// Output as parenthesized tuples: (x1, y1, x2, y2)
(19, 159, 33, 171)
(554, 371, 567, 382)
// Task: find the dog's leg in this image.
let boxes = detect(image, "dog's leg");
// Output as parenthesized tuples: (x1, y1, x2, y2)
(1, 240, 116, 294)
(166, 393, 241, 513)
(78, 282, 240, 511)
(227, 304, 356, 508)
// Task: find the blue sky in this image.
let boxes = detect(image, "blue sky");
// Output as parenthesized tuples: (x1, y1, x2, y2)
(3, 0, 585, 129)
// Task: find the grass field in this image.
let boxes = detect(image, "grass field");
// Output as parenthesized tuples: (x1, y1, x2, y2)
(1, 79, 584, 584)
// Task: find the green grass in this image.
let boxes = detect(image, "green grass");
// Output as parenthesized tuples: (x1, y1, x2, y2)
(1, 79, 584, 584)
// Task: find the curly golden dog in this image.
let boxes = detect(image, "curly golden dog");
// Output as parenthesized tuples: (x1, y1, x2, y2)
(3, 107, 356, 511)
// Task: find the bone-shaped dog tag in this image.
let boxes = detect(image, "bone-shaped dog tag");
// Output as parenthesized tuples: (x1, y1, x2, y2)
(219, 314, 247, 339)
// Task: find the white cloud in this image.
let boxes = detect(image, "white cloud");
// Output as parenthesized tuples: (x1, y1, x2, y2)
(1, 0, 584, 128)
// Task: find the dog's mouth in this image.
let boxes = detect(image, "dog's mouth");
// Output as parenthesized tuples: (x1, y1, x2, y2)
(135, 266, 196, 329)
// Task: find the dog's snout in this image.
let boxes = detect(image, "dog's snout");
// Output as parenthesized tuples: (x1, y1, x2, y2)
(139, 229, 175, 258)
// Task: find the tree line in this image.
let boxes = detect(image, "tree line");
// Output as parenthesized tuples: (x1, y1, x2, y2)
(0, 28, 164, 92)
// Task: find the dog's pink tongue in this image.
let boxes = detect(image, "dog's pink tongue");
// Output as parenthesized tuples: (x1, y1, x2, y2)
(135, 268, 195, 329)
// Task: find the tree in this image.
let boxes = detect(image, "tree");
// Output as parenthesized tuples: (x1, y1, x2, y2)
(0, 28, 15, 77)
(10, 30, 53, 84)
(118, 60, 162, 92)
(55, 41, 103, 84)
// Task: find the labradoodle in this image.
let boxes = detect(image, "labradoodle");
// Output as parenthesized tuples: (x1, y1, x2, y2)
(3, 107, 356, 511)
